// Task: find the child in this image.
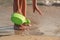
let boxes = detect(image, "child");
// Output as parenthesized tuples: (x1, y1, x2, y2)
(13, 0, 42, 30)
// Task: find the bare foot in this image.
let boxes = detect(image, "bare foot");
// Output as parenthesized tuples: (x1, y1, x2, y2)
(14, 24, 28, 30)
(19, 25, 30, 30)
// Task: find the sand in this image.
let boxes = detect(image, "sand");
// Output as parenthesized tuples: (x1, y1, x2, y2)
(0, 0, 60, 39)
(0, 4, 60, 36)
(0, 35, 60, 40)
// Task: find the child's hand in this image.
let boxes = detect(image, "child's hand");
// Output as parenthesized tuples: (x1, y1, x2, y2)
(32, 0, 42, 15)
(34, 5, 42, 15)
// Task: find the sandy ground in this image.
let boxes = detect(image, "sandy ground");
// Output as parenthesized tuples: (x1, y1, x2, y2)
(0, 5, 60, 36)
(0, 35, 60, 40)
(0, 0, 60, 39)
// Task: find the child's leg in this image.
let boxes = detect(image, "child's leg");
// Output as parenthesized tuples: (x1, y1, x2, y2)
(13, 0, 29, 30)
(21, 0, 26, 16)
(32, 0, 36, 13)
(13, 0, 23, 30)
(17, 0, 22, 13)
(13, 0, 18, 12)
(13, 0, 22, 13)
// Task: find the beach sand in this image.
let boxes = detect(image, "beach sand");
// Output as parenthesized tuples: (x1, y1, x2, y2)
(0, 0, 60, 39)
(0, 35, 60, 40)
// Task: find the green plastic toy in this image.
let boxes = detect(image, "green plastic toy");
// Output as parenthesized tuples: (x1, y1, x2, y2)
(25, 19, 31, 25)
(11, 13, 26, 25)
(11, 13, 31, 25)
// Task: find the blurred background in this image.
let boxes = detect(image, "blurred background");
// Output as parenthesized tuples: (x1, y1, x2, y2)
(0, 0, 60, 36)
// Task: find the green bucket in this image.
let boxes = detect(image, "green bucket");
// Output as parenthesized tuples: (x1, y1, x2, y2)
(11, 13, 26, 25)
(25, 19, 31, 25)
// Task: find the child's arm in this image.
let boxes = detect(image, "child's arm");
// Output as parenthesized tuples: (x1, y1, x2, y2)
(32, 0, 42, 15)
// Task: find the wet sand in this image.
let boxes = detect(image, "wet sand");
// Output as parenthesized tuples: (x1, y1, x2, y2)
(0, 0, 60, 37)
